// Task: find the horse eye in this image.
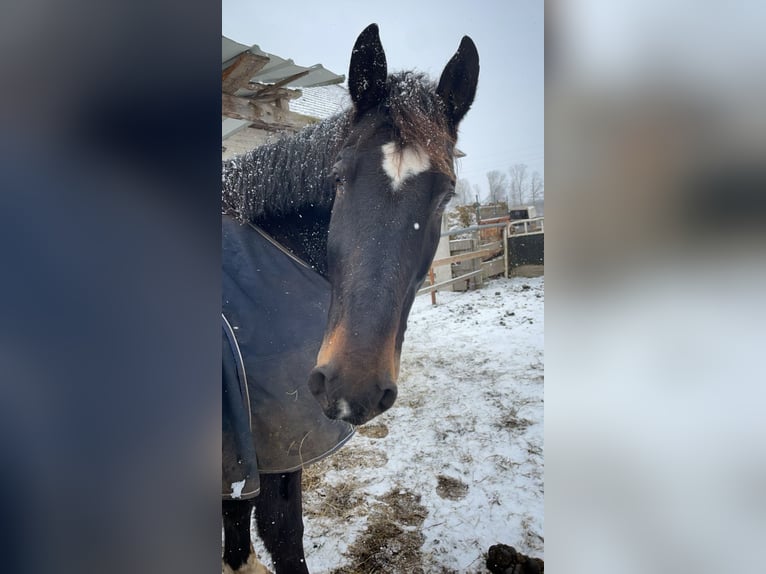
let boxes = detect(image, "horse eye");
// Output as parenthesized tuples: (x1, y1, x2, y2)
(438, 191, 455, 209)
(331, 160, 345, 184)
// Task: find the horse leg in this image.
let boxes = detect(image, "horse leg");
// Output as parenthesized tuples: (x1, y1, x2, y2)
(253, 470, 309, 574)
(222, 498, 271, 574)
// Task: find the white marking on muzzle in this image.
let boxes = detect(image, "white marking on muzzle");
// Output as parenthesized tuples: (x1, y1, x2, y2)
(337, 398, 351, 419)
(381, 142, 431, 190)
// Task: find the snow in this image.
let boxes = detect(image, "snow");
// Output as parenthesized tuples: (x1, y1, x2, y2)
(230, 479, 246, 499)
(253, 276, 544, 572)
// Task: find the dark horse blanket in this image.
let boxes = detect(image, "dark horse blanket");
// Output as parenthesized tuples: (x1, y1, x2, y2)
(222, 215, 354, 499)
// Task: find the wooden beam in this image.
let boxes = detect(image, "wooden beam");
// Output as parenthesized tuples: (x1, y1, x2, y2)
(245, 118, 302, 132)
(247, 87, 297, 104)
(222, 52, 270, 94)
(430, 242, 503, 267)
(222, 93, 262, 122)
(222, 94, 308, 132)
(252, 70, 310, 97)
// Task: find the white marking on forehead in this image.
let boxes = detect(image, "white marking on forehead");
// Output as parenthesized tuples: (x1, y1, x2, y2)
(381, 142, 431, 190)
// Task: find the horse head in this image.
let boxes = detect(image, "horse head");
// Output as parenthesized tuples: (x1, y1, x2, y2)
(308, 24, 479, 425)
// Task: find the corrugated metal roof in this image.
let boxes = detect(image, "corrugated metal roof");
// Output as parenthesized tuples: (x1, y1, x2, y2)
(222, 36, 345, 88)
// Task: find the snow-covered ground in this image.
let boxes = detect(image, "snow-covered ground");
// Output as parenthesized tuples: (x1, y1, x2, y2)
(255, 276, 544, 573)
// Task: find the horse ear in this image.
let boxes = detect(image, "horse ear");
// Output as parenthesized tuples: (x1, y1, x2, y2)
(349, 23, 388, 114)
(437, 36, 480, 132)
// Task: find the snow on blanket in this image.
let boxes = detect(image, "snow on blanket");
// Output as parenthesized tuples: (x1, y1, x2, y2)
(254, 276, 544, 573)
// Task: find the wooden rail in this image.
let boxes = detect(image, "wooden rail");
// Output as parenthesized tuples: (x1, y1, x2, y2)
(419, 241, 503, 300)
(417, 269, 484, 295)
(509, 216, 545, 236)
(430, 241, 502, 267)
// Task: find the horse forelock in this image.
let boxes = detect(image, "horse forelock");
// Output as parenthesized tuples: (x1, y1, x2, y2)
(379, 71, 456, 179)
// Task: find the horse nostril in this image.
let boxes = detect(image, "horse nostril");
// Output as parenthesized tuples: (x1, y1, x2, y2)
(379, 386, 398, 411)
(307, 368, 327, 398)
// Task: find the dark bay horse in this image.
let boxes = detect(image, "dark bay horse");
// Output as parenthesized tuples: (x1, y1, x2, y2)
(221, 23, 479, 573)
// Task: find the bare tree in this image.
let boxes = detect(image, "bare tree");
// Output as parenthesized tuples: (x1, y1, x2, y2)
(453, 178, 473, 206)
(486, 170, 509, 204)
(508, 163, 529, 206)
(529, 170, 544, 204)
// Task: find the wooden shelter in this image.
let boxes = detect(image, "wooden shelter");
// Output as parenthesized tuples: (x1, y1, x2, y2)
(222, 36, 347, 158)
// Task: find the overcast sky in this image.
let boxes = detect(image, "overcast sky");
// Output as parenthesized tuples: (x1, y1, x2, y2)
(222, 0, 544, 202)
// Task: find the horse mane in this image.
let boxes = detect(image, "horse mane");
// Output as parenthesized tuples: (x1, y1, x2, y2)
(222, 71, 455, 223)
(222, 114, 350, 223)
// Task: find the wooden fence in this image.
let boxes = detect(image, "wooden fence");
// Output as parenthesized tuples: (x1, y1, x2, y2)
(418, 218, 544, 304)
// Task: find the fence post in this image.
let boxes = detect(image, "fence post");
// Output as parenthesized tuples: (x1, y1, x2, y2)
(429, 267, 436, 305)
(503, 223, 509, 278)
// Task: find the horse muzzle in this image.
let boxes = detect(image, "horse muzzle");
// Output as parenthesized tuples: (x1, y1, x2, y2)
(307, 364, 398, 426)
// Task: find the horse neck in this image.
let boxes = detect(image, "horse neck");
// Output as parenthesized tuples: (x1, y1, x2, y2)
(256, 207, 333, 276)
(223, 114, 349, 276)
